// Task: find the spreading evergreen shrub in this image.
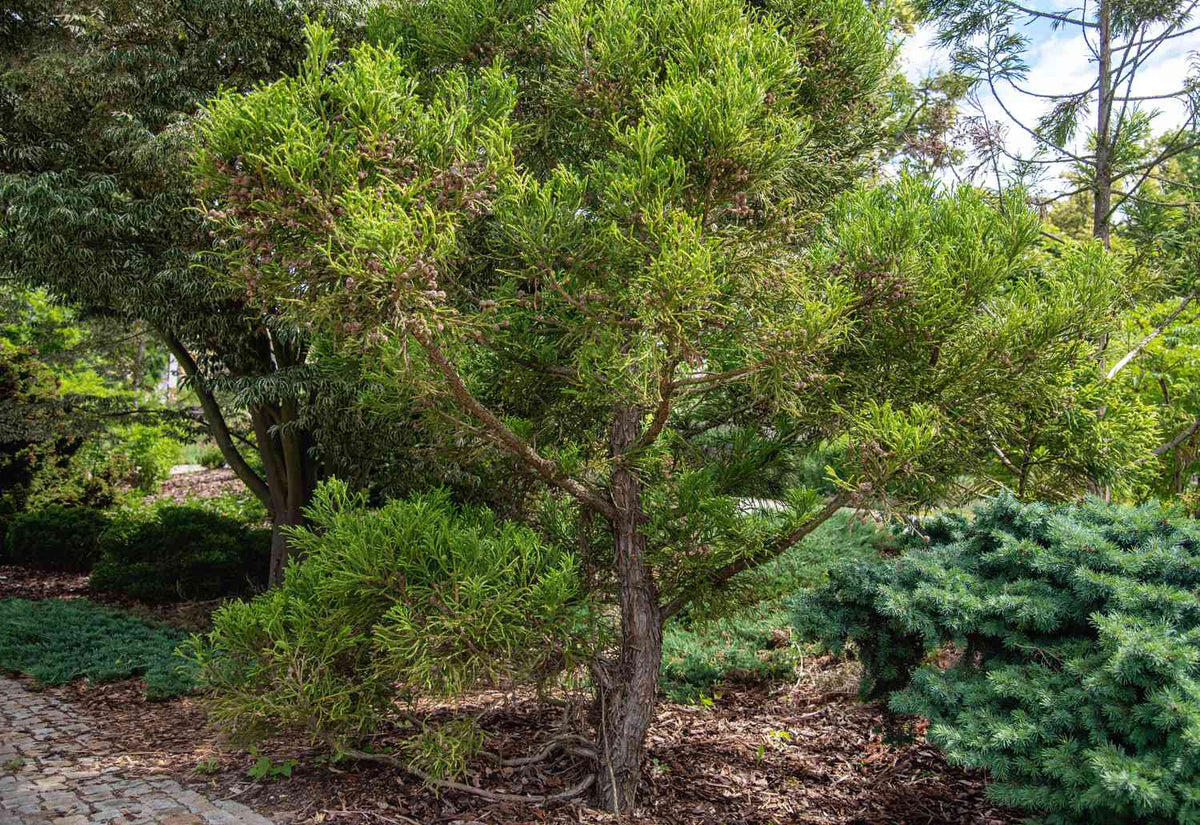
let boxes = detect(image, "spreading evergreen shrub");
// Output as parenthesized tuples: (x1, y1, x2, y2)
(792, 495, 1200, 825)
(0, 598, 197, 700)
(90, 502, 269, 602)
(183, 480, 586, 775)
(3, 506, 109, 570)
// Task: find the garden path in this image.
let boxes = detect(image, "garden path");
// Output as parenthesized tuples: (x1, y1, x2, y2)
(0, 677, 273, 825)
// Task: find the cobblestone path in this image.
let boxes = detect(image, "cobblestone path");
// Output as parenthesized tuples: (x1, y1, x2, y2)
(0, 677, 272, 825)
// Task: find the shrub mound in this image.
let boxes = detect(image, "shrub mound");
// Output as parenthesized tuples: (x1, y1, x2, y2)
(4, 506, 109, 570)
(0, 598, 196, 699)
(183, 480, 586, 776)
(793, 495, 1200, 825)
(90, 502, 270, 602)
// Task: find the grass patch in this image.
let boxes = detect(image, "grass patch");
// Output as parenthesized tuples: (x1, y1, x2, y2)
(0, 598, 198, 700)
(659, 511, 888, 703)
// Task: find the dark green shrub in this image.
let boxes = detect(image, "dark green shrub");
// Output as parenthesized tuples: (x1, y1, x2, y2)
(0, 598, 197, 699)
(182, 480, 586, 778)
(3, 506, 109, 570)
(90, 502, 269, 602)
(793, 495, 1200, 825)
(22, 439, 132, 513)
(0, 342, 98, 537)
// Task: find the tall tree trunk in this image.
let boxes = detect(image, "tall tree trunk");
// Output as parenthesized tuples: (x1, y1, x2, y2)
(1093, 0, 1113, 246)
(592, 406, 663, 813)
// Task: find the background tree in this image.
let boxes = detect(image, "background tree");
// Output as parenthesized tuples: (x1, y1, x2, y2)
(195, 4, 1146, 809)
(920, 0, 1199, 244)
(0, 0, 368, 583)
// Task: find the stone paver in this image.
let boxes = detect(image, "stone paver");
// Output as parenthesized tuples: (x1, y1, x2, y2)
(0, 678, 272, 825)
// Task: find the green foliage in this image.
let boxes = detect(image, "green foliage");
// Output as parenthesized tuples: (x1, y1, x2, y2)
(178, 441, 231, 470)
(110, 423, 184, 493)
(4, 506, 109, 571)
(1, 0, 376, 549)
(198, 445, 228, 470)
(661, 611, 798, 703)
(245, 748, 297, 782)
(0, 598, 197, 700)
(193, 14, 1150, 805)
(793, 495, 1200, 824)
(90, 501, 269, 602)
(183, 479, 587, 763)
(196, 17, 1143, 620)
(0, 283, 166, 397)
(661, 511, 888, 701)
(400, 719, 486, 782)
(1111, 296, 1200, 510)
(21, 438, 132, 513)
(0, 341, 95, 536)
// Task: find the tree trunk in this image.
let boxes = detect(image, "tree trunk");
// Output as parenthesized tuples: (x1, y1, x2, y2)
(592, 406, 663, 813)
(250, 404, 314, 588)
(267, 498, 305, 587)
(1093, 0, 1113, 246)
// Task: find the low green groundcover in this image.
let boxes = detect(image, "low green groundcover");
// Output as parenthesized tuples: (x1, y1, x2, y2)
(0, 598, 198, 700)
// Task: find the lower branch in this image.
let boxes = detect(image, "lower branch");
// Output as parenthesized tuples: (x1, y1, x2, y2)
(663, 490, 853, 618)
(339, 746, 596, 804)
(409, 325, 617, 520)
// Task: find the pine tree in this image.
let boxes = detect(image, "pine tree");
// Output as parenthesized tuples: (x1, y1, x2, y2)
(193, 6, 1144, 810)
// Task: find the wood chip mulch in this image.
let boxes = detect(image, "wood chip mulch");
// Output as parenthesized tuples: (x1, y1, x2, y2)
(39, 664, 1016, 825)
(150, 467, 249, 504)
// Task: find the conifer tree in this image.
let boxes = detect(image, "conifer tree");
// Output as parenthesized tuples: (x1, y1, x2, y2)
(194, 4, 1144, 809)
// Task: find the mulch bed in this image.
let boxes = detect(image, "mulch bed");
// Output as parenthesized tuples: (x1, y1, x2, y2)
(150, 467, 249, 504)
(0, 564, 222, 630)
(2, 499, 1017, 824)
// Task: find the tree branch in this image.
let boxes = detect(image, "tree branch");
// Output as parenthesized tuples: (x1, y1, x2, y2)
(662, 490, 853, 618)
(1105, 293, 1195, 380)
(159, 331, 271, 506)
(632, 357, 679, 451)
(1156, 418, 1200, 456)
(410, 326, 617, 520)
